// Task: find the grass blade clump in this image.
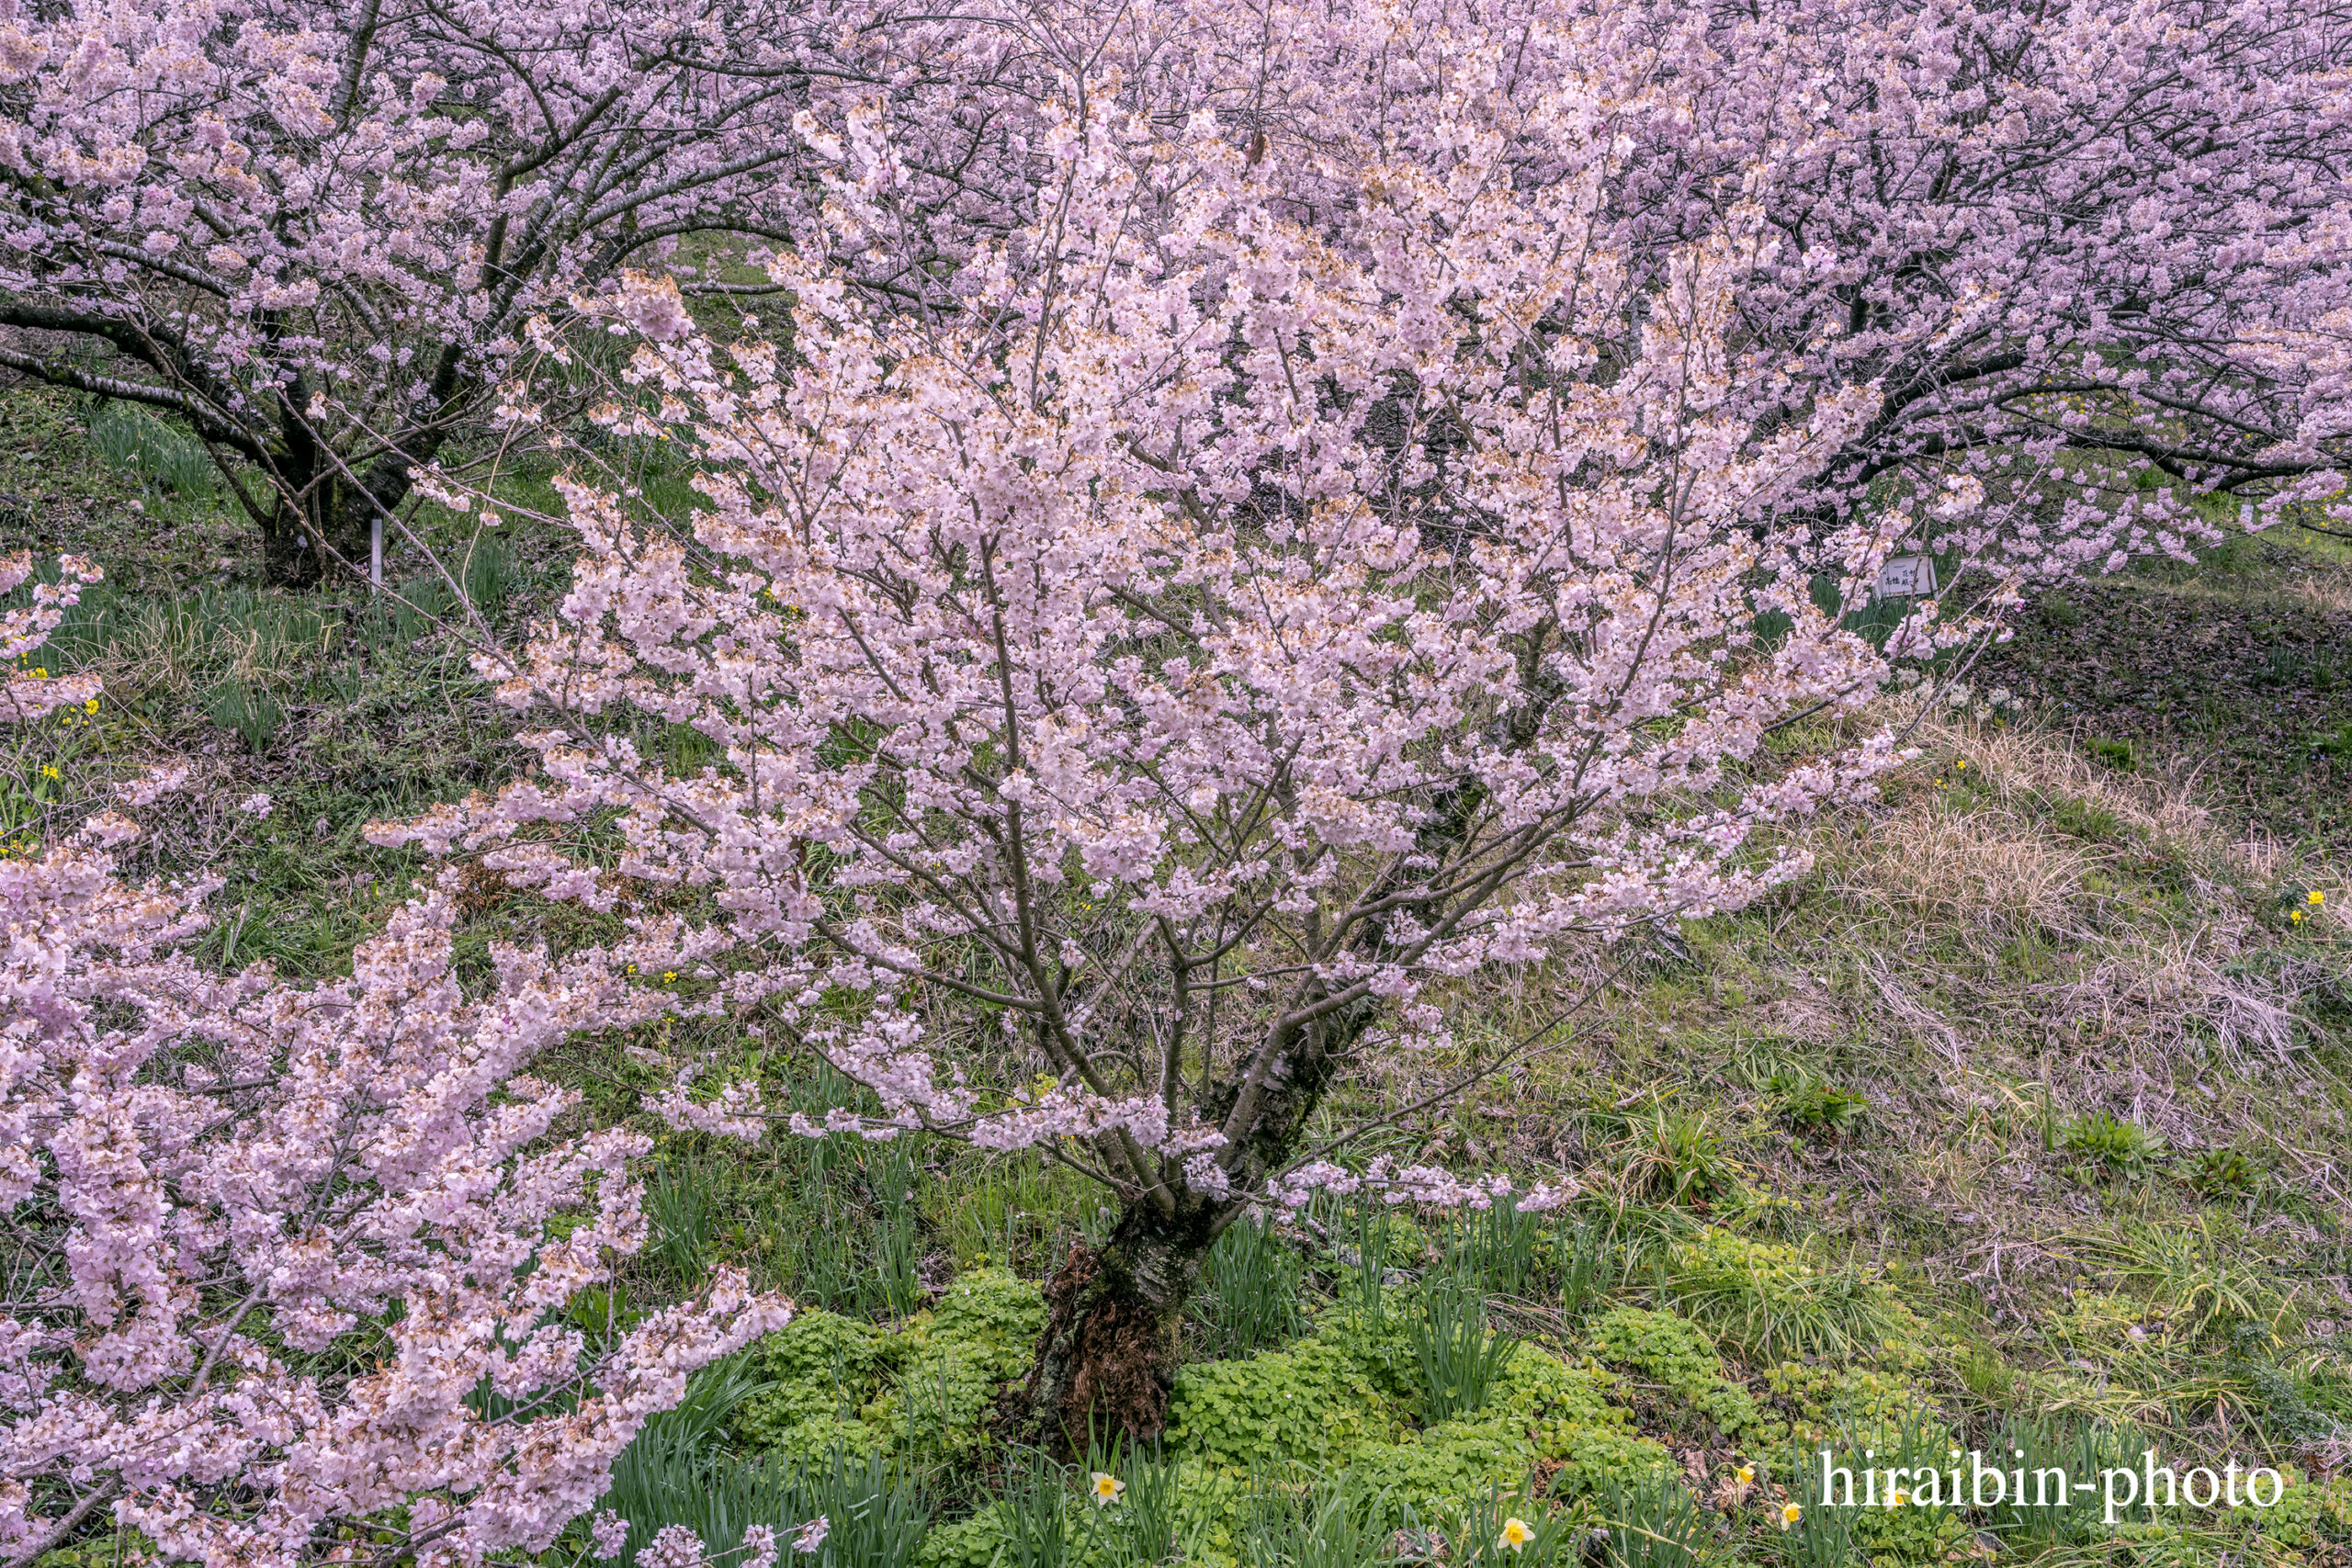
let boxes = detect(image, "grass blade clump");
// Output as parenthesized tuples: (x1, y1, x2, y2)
(1193, 1212, 1306, 1357)
(1410, 1282, 1521, 1423)
(1661, 1230, 1900, 1362)
(1593, 1469, 1705, 1568)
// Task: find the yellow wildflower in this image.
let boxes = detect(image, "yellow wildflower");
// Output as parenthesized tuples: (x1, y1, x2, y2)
(1497, 1519, 1533, 1552)
(662, 971, 679, 984)
(2312, 891, 2326, 907)
(1735, 1466, 1755, 1486)
(1781, 1504, 1803, 1529)
(40, 765, 59, 780)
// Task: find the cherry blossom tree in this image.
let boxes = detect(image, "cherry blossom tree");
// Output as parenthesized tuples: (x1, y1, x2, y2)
(367, 0, 1958, 1448)
(0, 555, 792, 1568)
(0, 0, 1040, 585)
(11, 0, 2347, 591)
(14, 0, 2351, 1494)
(1669, 0, 2352, 573)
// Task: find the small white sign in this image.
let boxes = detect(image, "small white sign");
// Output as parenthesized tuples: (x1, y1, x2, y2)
(1873, 553, 1938, 600)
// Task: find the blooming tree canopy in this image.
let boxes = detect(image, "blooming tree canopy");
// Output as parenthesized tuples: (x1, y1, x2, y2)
(10, 0, 2352, 589)
(0, 558, 791, 1568)
(10, 0, 2352, 1486)
(368, 0, 1967, 1444)
(0, 0, 1035, 582)
(1673, 0, 2352, 574)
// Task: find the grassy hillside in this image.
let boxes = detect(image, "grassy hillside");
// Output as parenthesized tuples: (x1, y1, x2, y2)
(6, 383, 2351, 1568)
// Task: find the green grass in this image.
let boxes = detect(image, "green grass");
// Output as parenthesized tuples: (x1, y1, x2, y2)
(8, 382, 2352, 1564)
(1408, 1283, 1521, 1422)
(1192, 1214, 1308, 1359)
(1977, 529, 2352, 851)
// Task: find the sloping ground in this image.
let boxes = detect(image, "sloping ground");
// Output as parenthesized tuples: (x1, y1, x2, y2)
(1970, 530, 2352, 854)
(7, 383, 2352, 1565)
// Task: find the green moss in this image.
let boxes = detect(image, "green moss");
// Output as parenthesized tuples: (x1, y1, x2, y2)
(1166, 1316, 1412, 1475)
(741, 1268, 1045, 1459)
(1584, 1305, 1767, 1440)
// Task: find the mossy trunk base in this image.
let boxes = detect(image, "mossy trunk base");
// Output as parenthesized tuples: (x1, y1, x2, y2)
(1007, 1214, 1202, 1455)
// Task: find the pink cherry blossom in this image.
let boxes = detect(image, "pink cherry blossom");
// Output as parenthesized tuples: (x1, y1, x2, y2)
(0, 592, 791, 1568)
(375, 13, 1927, 1314)
(593, 1512, 632, 1561)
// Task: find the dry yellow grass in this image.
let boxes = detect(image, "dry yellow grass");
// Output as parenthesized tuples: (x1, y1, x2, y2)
(1771, 702, 2345, 1157)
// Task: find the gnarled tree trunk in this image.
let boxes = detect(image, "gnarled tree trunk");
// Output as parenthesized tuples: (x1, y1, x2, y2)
(261, 400, 430, 589)
(1008, 1202, 1220, 1453)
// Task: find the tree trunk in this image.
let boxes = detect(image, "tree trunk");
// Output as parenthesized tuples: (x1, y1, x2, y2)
(1009, 1203, 1216, 1455)
(262, 393, 430, 589)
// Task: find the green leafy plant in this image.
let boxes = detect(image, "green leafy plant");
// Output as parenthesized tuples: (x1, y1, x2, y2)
(2184, 1146, 2262, 1199)
(1766, 1073, 1867, 1140)
(2060, 1111, 2169, 1178)
(1409, 1283, 1521, 1423)
(1584, 1305, 1761, 1438)
(1838, 1407, 1970, 1566)
(458, 532, 514, 616)
(1606, 1105, 1739, 1208)
(1193, 1213, 1307, 1357)
(790, 1450, 930, 1568)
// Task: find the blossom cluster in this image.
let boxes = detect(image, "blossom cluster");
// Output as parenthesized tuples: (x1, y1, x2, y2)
(370, 6, 1942, 1238)
(0, 556, 102, 724)
(0, 607, 791, 1568)
(0, 0, 1039, 580)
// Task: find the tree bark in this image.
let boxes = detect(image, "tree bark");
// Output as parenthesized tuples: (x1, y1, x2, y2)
(1008, 1202, 1218, 1454)
(263, 430, 424, 590)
